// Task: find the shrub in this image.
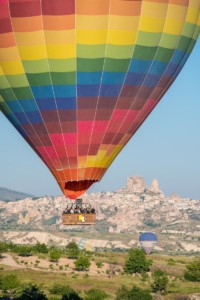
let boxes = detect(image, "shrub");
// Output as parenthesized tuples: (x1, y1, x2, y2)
(96, 262, 104, 268)
(49, 284, 73, 295)
(50, 284, 82, 299)
(124, 248, 152, 274)
(84, 288, 108, 300)
(17, 283, 47, 300)
(116, 285, 153, 300)
(0, 242, 8, 258)
(62, 293, 82, 300)
(0, 274, 20, 291)
(74, 255, 91, 271)
(167, 258, 176, 265)
(66, 242, 80, 259)
(151, 269, 169, 294)
(129, 286, 152, 300)
(184, 258, 200, 282)
(33, 242, 48, 254)
(49, 248, 61, 262)
(17, 245, 32, 257)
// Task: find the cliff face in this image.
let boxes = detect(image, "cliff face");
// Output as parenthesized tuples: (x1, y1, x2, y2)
(125, 176, 147, 193)
(117, 176, 163, 196)
(0, 176, 199, 253)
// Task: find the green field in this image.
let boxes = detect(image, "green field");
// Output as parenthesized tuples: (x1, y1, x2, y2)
(0, 251, 200, 299)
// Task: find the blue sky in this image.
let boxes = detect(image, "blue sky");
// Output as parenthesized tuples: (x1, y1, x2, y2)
(0, 38, 199, 199)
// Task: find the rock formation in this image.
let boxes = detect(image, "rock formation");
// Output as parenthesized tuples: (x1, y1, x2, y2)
(120, 176, 147, 193)
(0, 176, 200, 253)
(151, 178, 161, 193)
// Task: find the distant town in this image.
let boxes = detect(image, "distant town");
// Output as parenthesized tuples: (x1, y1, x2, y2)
(0, 176, 199, 254)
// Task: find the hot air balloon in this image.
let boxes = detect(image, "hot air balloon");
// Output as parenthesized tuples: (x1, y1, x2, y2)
(139, 232, 157, 255)
(0, 0, 199, 200)
(78, 238, 95, 252)
(62, 199, 96, 225)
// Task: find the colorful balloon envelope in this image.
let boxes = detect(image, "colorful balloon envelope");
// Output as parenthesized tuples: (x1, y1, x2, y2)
(0, 0, 199, 199)
(139, 232, 157, 254)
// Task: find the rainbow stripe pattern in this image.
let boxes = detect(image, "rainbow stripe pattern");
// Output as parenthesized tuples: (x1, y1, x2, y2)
(0, 0, 199, 199)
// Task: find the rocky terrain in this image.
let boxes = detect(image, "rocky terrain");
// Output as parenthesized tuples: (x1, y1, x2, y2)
(0, 176, 199, 254)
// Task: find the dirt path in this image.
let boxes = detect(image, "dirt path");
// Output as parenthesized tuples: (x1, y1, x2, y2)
(0, 253, 120, 278)
(1, 253, 22, 268)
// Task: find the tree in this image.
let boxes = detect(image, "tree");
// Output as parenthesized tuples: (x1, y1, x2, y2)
(84, 288, 108, 300)
(184, 258, 200, 282)
(128, 286, 153, 300)
(7, 242, 19, 253)
(49, 284, 80, 297)
(0, 274, 20, 292)
(17, 245, 32, 257)
(62, 293, 82, 300)
(0, 242, 8, 258)
(17, 284, 48, 300)
(33, 243, 48, 254)
(124, 248, 152, 274)
(49, 248, 61, 262)
(66, 242, 80, 259)
(116, 285, 153, 300)
(50, 285, 82, 300)
(49, 283, 65, 295)
(0, 274, 21, 298)
(74, 255, 91, 271)
(151, 269, 169, 293)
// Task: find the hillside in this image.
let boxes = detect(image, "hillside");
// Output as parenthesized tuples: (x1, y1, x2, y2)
(0, 176, 199, 254)
(1, 251, 200, 299)
(0, 186, 35, 202)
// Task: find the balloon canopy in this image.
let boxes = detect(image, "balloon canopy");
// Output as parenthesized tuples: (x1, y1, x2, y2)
(139, 231, 158, 254)
(0, 0, 199, 199)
